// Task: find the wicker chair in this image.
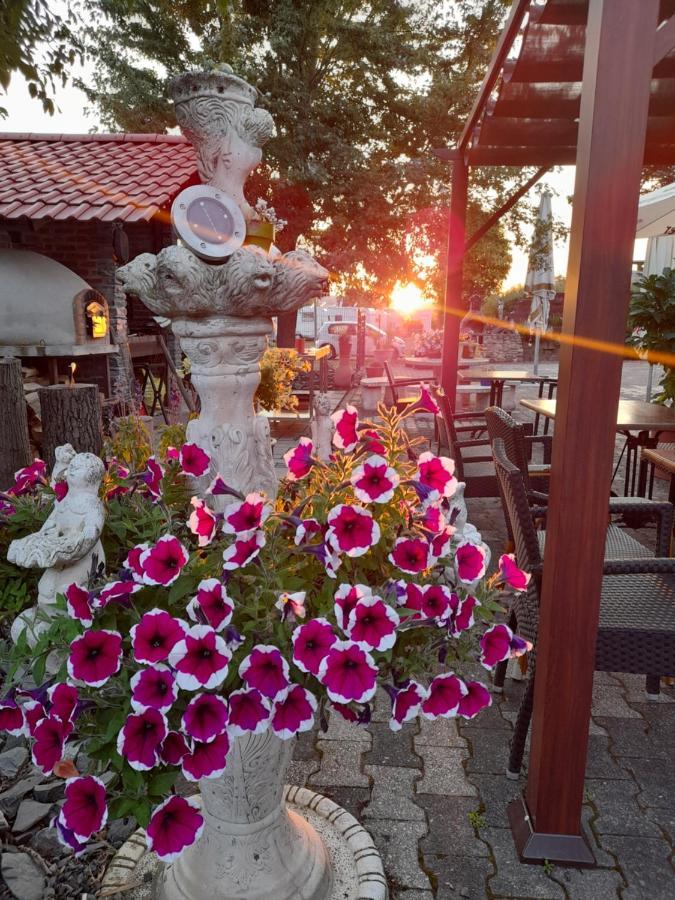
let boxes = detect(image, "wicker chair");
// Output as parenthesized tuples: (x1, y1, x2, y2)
(492, 438, 675, 778)
(432, 386, 498, 498)
(485, 405, 664, 561)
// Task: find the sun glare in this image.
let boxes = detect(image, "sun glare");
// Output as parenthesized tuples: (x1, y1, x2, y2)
(390, 282, 430, 316)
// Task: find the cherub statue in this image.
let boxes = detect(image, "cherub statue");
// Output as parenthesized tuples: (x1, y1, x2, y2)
(311, 393, 334, 461)
(9, 451, 106, 645)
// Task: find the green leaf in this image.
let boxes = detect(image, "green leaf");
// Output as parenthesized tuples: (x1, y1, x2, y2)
(147, 770, 178, 798)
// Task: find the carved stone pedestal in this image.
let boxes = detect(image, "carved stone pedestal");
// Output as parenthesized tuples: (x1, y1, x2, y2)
(173, 316, 277, 503)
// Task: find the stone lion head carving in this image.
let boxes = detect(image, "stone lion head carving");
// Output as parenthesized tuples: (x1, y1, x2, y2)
(156, 245, 212, 315)
(215, 246, 275, 316)
(269, 250, 329, 313)
(116, 253, 162, 312)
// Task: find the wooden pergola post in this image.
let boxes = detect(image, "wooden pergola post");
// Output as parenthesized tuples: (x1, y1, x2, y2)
(440, 153, 468, 408)
(508, 0, 660, 864)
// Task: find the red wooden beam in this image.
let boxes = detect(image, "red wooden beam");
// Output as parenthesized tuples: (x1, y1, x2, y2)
(508, 0, 660, 865)
(457, 0, 530, 153)
(440, 156, 468, 410)
(654, 14, 675, 64)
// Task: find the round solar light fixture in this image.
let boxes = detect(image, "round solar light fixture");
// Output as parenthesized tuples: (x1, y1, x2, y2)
(171, 185, 246, 261)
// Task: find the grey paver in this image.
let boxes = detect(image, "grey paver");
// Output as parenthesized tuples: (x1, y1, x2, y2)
(416, 746, 477, 797)
(321, 712, 372, 742)
(553, 866, 625, 900)
(367, 819, 432, 891)
(365, 723, 421, 768)
(362, 765, 424, 822)
(587, 778, 661, 837)
(464, 729, 512, 775)
(417, 794, 489, 858)
(595, 715, 667, 758)
(312, 785, 371, 819)
(598, 834, 675, 899)
(309, 740, 370, 787)
(434, 854, 494, 899)
(583, 734, 632, 780)
(590, 686, 641, 719)
(286, 758, 319, 787)
(484, 827, 565, 899)
(414, 716, 467, 749)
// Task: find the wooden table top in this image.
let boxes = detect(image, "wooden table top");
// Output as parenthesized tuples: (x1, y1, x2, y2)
(641, 446, 675, 473)
(520, 397, 675, 432)
(460, 368, 544, 383)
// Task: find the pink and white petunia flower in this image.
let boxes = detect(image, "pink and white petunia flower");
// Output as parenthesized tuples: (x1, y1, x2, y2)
(294, 517, 322, 545)
(222, 531, 266, 570)
(498, 554, 530, 592)
(0, 700, 25, 736)
(222, 493, 271, 536)
(21, 700, 46, 736)
(458, 681, 492, 719)
(351, 455, 400, 504)
(140, 535, 189, 586)
(416, 452, 457, 500)
(455, 541, 488, 584)
(169, 625, 231, 691)
(188, 497, 218, 547)
(318, 640, 378, 705)
(53, 815, 88, 856)
(48, 684, 78, 724)
(182, 732, 230, 782)
(284, 437, 315, 481)
(271, 685, 317, 740)
(326, 504, 380, 557)
(60, 776, 107, 841)
(389, 681, 428, 732)
(67, 630, 122, 688)
(292, 618, 337, 676)
(160, 731, 190, 766)
(275, 590, 306, 623)
(421, 505, 446, 534)
(93, 580, 142, 609)
(130, 665, 177, 713)
(64, 583, 92, 626)
(389, 537, 431, 574)
(430, 526, 455, 561)
(165, 446, 179, 462)
(227, 688, 272, 737)
(117, 708, 168, 771)
(141, 456, 164, 500)
(347, 596, 399, 652)
(333, 583, 372, 633)
(182, 693, 229, 743)
(395, 580, 425, 614)
(146, 795, 204, 863)
(332, 406, 359, 452)
(186, 579, 233, 632)
(411, 384, 440, 415)
(207, 473, 235, 496)
(361, 430, 386, 455)
(421, 673, 468, 720)
(10, 459, 47, 495)
(239, 645, 290, 700)
(179, 443, 210, 478)
(131, 610, 186, 665)
(479, 623, 531, 670)
(124, 543, 150, 583)
(420, 584, 453, 622)
(31, 715, 72, 774)
(451, 595, 480, 636)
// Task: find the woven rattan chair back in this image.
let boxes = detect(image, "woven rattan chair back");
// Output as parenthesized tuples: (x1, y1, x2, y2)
(485, 406, 533, 492)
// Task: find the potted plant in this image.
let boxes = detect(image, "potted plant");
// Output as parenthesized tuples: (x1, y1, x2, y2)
(628, 266, 675, 405)
(0, 397, 529, 898)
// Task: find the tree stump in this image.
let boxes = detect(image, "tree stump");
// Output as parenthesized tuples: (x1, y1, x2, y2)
(0, 358, 32, 489)
(38, 385, 103, 471)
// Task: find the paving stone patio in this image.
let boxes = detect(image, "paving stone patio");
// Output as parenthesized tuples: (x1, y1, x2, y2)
(276, 360, 675, 899)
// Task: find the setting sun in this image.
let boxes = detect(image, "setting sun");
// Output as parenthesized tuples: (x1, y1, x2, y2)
(389, 281, 431, 316)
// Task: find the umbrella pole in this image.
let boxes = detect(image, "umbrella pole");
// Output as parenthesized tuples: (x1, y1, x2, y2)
(533, 332, 540, 376)
(646, 363, 654, 401)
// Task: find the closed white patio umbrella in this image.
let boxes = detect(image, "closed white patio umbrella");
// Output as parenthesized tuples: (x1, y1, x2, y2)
(525, 191, 556, 375)
(636, 181, 675, 238)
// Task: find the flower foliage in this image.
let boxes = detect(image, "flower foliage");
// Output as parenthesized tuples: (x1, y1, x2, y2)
(0, 400, 528, 864)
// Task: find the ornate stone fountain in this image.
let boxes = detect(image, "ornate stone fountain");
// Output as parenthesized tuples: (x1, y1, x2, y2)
(113, 67, 387, 900)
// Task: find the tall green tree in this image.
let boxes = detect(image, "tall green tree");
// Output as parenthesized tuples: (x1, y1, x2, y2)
(80, 0, 520, 339)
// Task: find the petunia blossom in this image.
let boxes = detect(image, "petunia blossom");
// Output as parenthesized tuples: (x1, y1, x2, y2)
(130, 665, 177, 713)
(275, 590, 306, 623)
(294, 517, 322, 545)
(271, 685, 317, 740)
(326, 504, 380, 557)
(361, 429, 386, 455)
(31, 715, 72, 774)
(458, 681, 492, 719)
(479, 623, 531, 670)
(451, 595, 480, 636)
(124, 543, 149, 583)
(318, 640, 378, 705)
(222, 493, 271, 536)
(389, 537, 431, 575)
(498, 554, 531, 592)
(93, 579, 142, 609)
(222, 531, 266, 571)
(395, 580, 424, 614)
(21, 700, 46, 736)
(53, 815, 88, 856)
(141, 456, 164, 500)
(60, 776, 107, 842)
(67, 630, 122, 688)
(430, 526, 455, 561)
(131, 609, 186, 665)
(168, 624, 231, 691)
(239, 645, 290, 700)
(179, 443, 211, 478)
(455, 541, 488, 584)
(292, 618, 337, 676)
(64, 583, 92, 626)
(411, 384, 440, 415)
(332, 405, 359, 452)
(416, 452, 457, 500)
(421, 505, 446, 535)
(182, 732, 231, 782)
(421, 584, 453, 622)
(48, 683, 78, 724)
(0, 700, 25, 736)
(389, 681, 427, 732)
(140, 535, 189, 587)
(186, 579, 233, 632)
(188, 497, 218, 547)
(284, 437, 315, 481)
(160, 731, 189, 767)
(117, 707, 168, 771)
(182, 693, 229, 743)
(10, 459, 46, 495)
(227, 687, 272, 737)
(347, 596, 399, 652)
(421, 673, 468, 720)
(351, 455, 400, 504)
(334, 583, 372, 633)
(207, 473, 239, 497)
(146, 795, 204, 863)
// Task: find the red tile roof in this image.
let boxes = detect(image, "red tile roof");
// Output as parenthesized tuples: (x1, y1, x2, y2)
(0, 133, 198, 223)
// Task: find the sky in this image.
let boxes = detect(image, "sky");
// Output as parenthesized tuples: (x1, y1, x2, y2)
(1, 70, 647, 291)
